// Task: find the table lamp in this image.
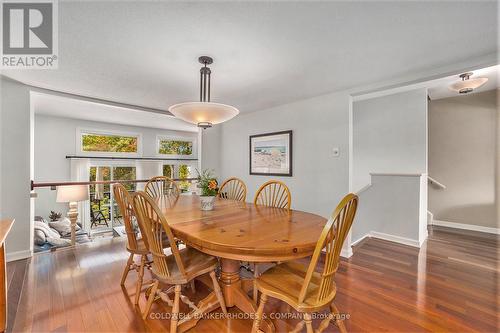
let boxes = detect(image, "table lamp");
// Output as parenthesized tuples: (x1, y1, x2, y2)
(56, 185, 89, 245)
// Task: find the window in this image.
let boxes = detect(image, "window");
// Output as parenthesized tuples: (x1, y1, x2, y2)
(163, 165, 173, 178)
(81, 131, 139, 154)
(157, 136, 195, 156)
(178, 164, 192, 192)
(162, 164, 194, 192)
(113, 167, 136, 192)
(179, 164, 191, 179)
(89, 165, 136, 232)
(89, 166, 111, 229)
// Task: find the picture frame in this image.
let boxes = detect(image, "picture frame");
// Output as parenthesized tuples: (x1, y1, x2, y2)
(249, 130, 293, 176)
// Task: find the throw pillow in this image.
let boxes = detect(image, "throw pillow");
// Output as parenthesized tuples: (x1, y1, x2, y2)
(34, 229, 46, 245)
(49, 219, 71, 236)
(49, 217, 82, 236)
(60, 217, 81, 231)
(35, 216, 48, 224)
(34, 220, 61, 239)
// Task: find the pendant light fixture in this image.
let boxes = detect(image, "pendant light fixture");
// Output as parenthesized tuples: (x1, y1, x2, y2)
(168, 56, 239, 129)
(449, 72, 488, 94)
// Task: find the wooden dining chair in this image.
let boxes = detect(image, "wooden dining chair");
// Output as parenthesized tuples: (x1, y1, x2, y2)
(253, 180, 291, 210)
(132, 191, 227, 332)
(251, 193, 358, 333)
(113, 183, 152, 306)
(251, 180, 292, 300)
(218, 177, 247, 202)
(145, 176, 180, 198)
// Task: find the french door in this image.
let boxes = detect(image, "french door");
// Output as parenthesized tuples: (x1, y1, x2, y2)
(89, 164, 136, 234)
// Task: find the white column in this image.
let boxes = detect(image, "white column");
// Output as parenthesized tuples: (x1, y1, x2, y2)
(70, 158, 91, 232)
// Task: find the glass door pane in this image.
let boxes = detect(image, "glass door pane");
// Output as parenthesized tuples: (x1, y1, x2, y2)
(112, 166, 136, 228)
(178, 164, 192, 192)
(89, 166, 112, 232)
(163, 164, 173, 178)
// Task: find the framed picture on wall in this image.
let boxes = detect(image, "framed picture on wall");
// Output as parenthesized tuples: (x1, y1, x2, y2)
(249, 130, 292, 176)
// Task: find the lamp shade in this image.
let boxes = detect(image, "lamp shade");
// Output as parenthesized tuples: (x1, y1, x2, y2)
(168, 102, 239, 127)
(56, 185, 89, 203)
(449, 77, 488, 93)
(168, 57, 239, 128)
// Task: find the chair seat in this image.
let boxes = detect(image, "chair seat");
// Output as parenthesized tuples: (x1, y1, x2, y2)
(256, 261, 336, 312)
(152, 247, 218, 285)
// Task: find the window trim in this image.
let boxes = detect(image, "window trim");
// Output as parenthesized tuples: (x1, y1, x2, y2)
(77, 128, 143, 157)
(156, 135, 197, 158)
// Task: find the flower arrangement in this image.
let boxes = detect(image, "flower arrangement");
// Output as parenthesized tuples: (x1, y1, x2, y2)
(197, 169, 219, 197)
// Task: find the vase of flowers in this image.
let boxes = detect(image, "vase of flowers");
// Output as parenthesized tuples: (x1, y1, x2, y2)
(197, 169, 218, 211)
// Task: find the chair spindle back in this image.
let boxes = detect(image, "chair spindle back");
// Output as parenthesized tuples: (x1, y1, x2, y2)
(298, 193, 358, 304)
(218, 177, 247, 202)
(254, 180, 291, 210)
(113, 183, 139, 251)
(133, 191, 186, 278)
(145, 176, 180, 198)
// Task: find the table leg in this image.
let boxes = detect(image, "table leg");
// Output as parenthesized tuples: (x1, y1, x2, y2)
(220, 259, 275, 333)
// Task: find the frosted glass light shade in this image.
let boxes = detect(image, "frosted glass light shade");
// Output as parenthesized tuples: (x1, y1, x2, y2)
(56, 185, 89, 203)
(168, 102, 239, 127)
(449, 77, 488, 93)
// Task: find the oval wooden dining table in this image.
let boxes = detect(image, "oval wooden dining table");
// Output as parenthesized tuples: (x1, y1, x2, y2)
(156, 194, 327, 333)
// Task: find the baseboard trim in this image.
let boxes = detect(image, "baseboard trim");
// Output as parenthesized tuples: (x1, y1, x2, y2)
(432, 220, 500, 235)
(324, 247, 353, 258)
(351, 234, 370, 247)
(368, 231, 421, 248)
(349, 231, 421, 253)
(7, 249, 32, 262)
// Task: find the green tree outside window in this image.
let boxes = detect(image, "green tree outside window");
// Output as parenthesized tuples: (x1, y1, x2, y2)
(158, 140, 193, 155)
(82, 133, 138, 153)
(178, 165, 191, 191)
(163, 165, 173, 178)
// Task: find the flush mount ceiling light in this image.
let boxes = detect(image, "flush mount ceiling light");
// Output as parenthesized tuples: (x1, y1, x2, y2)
(449, 72, 488, 94)
(168, 56, 239, 129)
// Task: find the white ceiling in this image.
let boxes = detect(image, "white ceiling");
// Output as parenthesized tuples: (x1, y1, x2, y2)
(428, 65, 499, 100)
(3, 1, 498, 114)
(31, 91, 198, 132)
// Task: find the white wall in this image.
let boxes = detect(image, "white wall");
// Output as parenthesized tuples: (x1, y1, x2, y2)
(201, 125, 221, 172)
(428, 90, 498, 228)
(34, 114, 198, 218)
(211, 88, 430, 252)
(352, 89, 428, 191)
(217, 91, 350, 219)
(353, 174, 427, 247)
(497, 92, 500, 227)
(0, 77, 34, 261)
(351, 88, 428, 246)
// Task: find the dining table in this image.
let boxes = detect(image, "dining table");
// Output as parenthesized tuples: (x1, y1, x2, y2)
(156, 194, 327, 333)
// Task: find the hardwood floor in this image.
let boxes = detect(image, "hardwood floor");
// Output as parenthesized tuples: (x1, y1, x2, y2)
(7, 226, 499, 332)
